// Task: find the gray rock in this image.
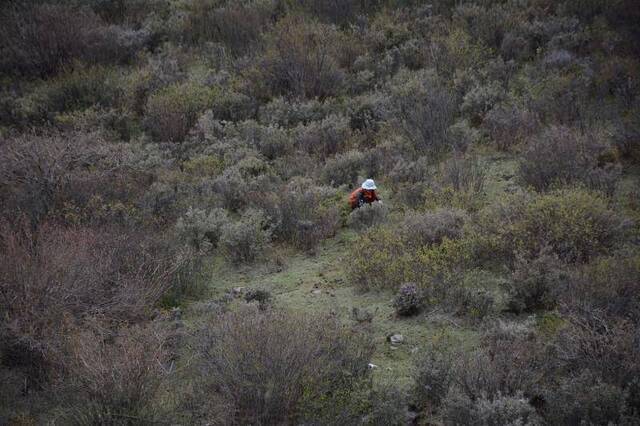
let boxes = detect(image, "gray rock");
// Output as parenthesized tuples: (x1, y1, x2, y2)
(388, 333, 404, 345)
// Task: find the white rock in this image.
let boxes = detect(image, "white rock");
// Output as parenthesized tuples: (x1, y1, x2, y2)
(367, 363, 378, 369)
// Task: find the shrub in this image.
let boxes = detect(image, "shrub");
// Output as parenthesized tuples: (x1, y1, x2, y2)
(144, 82, 215, 142)
(347, 201, 389, 230)
(346, 227, 413, 291)
(400, 209, 467, 250)
(265, 179, 342, 250)
(213, 168, 248, 212)
(475, 189, 631, 264)
(219, 209, 272, 264)
(563, 249, 640, 323)
(227, 120, 294, 160)
(180, 0, 274, 52)
(393, 283, 423, 316)
(461, 80, 507, 125)
(519, 126, 621, 193)
(259, 15, 344, 99)
(388, 69, 456, 155)
(482, 103, 538, 151)
(0, 131, 101, 227)
(506, 253, 569, 314)
(259, 97, 335, 127)
(60, 323, 171, 424)
(0, 4, 97, 77)
(439, 153, 486, 195)
(364, 384, 410, 426)
(192, 307, 373, 424)
(321, 150, 366, 187)
(543, 371, 629, 425)
(243, 288, 272, 309)
(414, 346, 456, 411)
(175, 207, 229, 253)
(295, 114, 351, 158)
(0, 221, 183, 388)
(450, 286, 496, 321)
(182, 154, 224, 177)
(443, 391, 542, 426)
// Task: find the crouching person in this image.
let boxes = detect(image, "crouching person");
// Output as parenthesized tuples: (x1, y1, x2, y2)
(349, 179, 381, 209)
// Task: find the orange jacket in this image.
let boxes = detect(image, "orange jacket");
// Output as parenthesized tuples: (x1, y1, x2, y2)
(349, 188, 380, 209)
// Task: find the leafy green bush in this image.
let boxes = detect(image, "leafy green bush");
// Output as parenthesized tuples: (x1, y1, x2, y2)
(175, 207, 229, 253)
(321, 150, 366, 187)
(219, 209, 272, 264)
(144, 82, 215, 142)
(346, 227, 413, 291)
(400, 209, 467, 250)
(475, 189, 630, 264)
(295, 114, 351, 158)
(347, 201, 389, 231)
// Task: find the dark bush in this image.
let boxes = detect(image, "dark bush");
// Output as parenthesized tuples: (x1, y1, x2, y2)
(295, 114, 351, 158)
(393, 283, 423, 316)
(180, 0, 274, 53)
(506, 253, 569, 313)
(244, 288, 272, 309)
(0, 3, 146, 78)
(192, 306, 373, 425)
(321, 150, 366, 187)
(0, 131, 100, 227)
(543, 371, 629, 425)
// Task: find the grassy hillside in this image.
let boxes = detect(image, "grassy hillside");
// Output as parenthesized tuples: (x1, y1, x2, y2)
(1, 0, 640, 424)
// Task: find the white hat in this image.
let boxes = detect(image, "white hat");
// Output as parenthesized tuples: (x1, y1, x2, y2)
(361, 179, 376, 190)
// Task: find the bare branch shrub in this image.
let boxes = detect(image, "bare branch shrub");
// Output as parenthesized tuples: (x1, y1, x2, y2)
(60, 322, 173, 424)
(260, 15, 344, 99)
(0, 220, 183, 387)
(192, 306, 373, 425)
(388, 69, 456, 155)
(519, 127, 619, 194)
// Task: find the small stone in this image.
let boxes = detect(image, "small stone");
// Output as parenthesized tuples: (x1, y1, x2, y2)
(367, 363, 378, 369)
(311, 289, 322, 295)
(388, 333, 404, 345)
